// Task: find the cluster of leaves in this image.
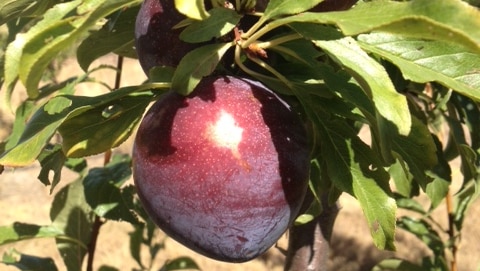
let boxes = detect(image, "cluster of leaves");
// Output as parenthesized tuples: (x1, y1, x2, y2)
(0, 0, 479, 270)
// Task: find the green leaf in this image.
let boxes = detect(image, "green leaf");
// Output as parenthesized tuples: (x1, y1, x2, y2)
(395, 197, 426, 215)
(389, 158, 415, 198)
(390, 117, 438, 190)
(3, 0, 81, 102)
(175, 0, 209, 20)
(372, 258, 425, 271)
(83, 154, 140, 224)
(171, 42, 232, 96)
(274, 0, 480, 53)
(15, 0, 139, 98)
(37, 144, 67, 192)
(50, 178, 94, 271)
(263, 0, 324, 20)
(0, 85, 153, 167)
(357, 33, 480, 102)
(313, 37, 411, 136)
(58, 91, 153, 158)
(0, 223, 63, 245)
(160, 257, 200, 271)
(425, 136, 451, 209)
(179, 7, 241, 43)
(128, 225, 145, 269)
(2, 249, 58, 271)
(0, 0, 58, 25)
(397, 216, 444, 256)
(312, 115, 396, 250)
(453, 175, 480, 232)
(77, 5, 139, 71)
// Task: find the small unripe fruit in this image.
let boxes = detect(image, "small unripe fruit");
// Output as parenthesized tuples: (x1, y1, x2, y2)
(133, 76, 310, 262)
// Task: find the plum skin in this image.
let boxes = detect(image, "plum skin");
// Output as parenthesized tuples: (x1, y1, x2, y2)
(135, 0, 195, 74)
(133, 76, 310, 262)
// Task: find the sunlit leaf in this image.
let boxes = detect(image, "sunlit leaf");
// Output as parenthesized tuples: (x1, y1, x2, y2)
(0, 223, 63, 245)
(274, 0, 480, 53)
(175, 0, 209, 20)
(0, 85, 154, 167)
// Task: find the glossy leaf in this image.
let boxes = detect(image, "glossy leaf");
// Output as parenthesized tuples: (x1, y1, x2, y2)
(358, 33, 480, 102)
(172, 43, 232, 96)
(314, 37, 411, 136)
(180, 7, 241, 43)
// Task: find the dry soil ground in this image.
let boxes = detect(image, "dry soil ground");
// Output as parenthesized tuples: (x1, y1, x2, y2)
(1, 55, 479, 271)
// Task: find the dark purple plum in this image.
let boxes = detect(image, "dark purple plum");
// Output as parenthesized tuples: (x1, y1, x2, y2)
(132, 75, 310, 262)
(135, 0, 196, 74)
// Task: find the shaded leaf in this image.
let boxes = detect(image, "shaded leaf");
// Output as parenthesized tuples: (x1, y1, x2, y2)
(390, 117, 438, 190)
(77, 5, 139, 71)
(1, 249, 58, 271)
(372, 258, 425, 271)
(172, 42, 232, 96)
(180, 7, 241, 43)
(160, 257, 200, 271)
(0, 0, 58, 26)
(50, 178, 94, 271)
(263, 0, 324, 20)
(358, 33, 480, 102)
(313, 115, 396, 250)
(37, 144, 67, 193)
(313, 37, 411, 136)
(397, 216, 444, 256)
(83, 154, 140, 224)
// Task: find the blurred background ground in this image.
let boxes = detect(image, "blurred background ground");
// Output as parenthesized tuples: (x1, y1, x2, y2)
(1, 54, 479, 271)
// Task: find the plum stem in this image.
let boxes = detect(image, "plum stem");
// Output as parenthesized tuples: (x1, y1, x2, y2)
(255, 33, 302, 49)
